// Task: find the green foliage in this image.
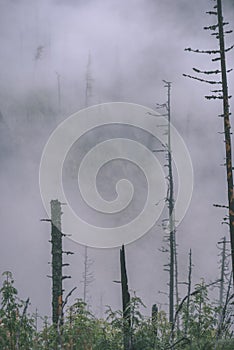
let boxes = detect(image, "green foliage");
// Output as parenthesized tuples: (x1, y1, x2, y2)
(179, 282, 216, 347)
(0, 271, 34, 350)
(0, 272, 233, 350)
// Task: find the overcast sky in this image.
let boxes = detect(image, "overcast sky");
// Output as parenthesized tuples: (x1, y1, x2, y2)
(0, 0, 234, 322)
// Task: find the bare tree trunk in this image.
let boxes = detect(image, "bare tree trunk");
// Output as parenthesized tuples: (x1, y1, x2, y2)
(152, 303, 158, 348)
(174, 233, 180, 331)
(219, 237, 226, 309)
(120, 245, 131, 350)
(55, 71, 61, 115)
(215, 272, 233, 348)
(51, 199, 63, 326)
(217, 0, 234, 286)
(82, 245, 94, 309)
(50, 200, 73, 349)
(184, 0, 234, 286)
(83, 245, 88, 304)
(184, 249, 192, 337)
(85, 52, 93, 108)
(164, 80, 176, 329)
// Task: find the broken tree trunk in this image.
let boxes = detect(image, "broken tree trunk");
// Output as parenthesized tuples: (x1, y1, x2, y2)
(50, 199, 63, 326)
(120, 245, 131, 350)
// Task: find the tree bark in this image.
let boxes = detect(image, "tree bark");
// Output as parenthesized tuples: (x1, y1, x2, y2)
(217, 0, 234, 286)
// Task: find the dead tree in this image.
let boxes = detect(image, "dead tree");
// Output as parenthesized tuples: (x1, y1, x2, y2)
(55, 71, 61, 115)
(165, 81, 177, 328)
(184, 249, 192, 337)
(120, 244, 132, 350)
(50, 200, 64, 326)
(42, 200, 73, 327)
(216, 0, 234, 286)
(215, 272, 233, 347)
(157, 81, 179, 330)
(215, 236, 232, 342)
(151, 303, 158, 346)
(184, 0, 234, 285)
(82, 53, 95, 308)
(83, 246, 88, 305)
(218, 237, 227, 309)
(82, 245, 94, 307)
(85, 52, 93, 108)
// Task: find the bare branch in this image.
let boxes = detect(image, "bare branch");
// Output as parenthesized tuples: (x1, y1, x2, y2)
(206, 11, 218, 15)
(165, 337, 190, 349)
(225, 44, 234, 53)
(185, 47, 220, 54)
(212, 56, 221, 61)
(62, 287, 77, 311)
(205, 95, 223, 100)
(204, 22, 228, 31)
(183, 73, 221, 84)
(213, 204, 229, 209)
(193, 67, 221, 75)
(204, 24, 219, 31)
(205, 95, 232, 100)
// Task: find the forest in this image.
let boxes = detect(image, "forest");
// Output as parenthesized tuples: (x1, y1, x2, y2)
(0, 0, 234, 349)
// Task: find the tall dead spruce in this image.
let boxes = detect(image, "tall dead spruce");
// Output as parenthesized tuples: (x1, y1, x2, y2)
(184, 0, 234, 285)
(82, 53, 95, 308)
(156, 81, 179, 332)
(165, 81, 178, 328)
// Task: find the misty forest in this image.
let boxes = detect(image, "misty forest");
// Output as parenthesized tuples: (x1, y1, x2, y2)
(1, 0, 234, 349)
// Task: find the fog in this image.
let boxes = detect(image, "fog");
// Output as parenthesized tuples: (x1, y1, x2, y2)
(0, 0, 234, 321)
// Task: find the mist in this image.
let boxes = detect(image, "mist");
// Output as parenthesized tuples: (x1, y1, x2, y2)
(0, 0, 234, 322)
